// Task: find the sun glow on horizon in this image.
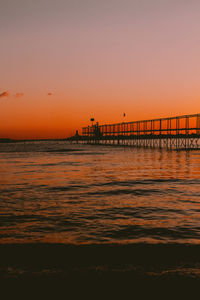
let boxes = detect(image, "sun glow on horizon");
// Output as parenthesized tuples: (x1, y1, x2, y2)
(1, 1, 200, 139)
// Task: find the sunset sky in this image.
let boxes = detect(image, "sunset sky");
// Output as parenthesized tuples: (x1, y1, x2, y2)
(1, 0, 200, 139)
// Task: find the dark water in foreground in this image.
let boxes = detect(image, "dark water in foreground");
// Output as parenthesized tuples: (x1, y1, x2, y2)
(1, 141, 200, 290)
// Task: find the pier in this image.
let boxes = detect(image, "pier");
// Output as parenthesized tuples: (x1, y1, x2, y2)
(68, 113, 200, 150)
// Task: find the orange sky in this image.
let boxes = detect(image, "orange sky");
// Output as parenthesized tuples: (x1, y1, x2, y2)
(0, 0, 200, 139)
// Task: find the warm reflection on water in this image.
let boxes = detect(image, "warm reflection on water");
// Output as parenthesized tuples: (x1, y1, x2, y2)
(0, 141, 200, 244)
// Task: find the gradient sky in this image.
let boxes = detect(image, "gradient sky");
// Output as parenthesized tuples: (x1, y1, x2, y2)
(1, 0, 200, 139)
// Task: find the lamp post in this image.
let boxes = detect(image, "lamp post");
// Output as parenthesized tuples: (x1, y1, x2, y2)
(90, 118, 95, 126)
(123, 113, 126, 135)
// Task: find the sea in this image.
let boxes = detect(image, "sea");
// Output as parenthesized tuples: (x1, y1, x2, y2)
(1, 140, 200, 294)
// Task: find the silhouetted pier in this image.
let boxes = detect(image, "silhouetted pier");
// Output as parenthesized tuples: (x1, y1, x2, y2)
(68, 113, 200, 150)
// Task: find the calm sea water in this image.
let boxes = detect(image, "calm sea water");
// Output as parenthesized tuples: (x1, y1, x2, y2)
(1, 140, 200, 245)
(1, 140, 200, 287)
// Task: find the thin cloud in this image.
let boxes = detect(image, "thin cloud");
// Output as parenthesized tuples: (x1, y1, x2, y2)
(15, 93, 24, 98)
(0, 91, 9, 98)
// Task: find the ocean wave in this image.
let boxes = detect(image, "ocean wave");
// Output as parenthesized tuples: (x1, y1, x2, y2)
(1, 243, 200, 286)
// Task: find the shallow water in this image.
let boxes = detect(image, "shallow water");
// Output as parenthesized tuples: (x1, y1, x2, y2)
(1, 141, 200, 245)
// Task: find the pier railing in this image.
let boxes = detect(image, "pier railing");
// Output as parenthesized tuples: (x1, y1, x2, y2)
(82, 114, 200, 137)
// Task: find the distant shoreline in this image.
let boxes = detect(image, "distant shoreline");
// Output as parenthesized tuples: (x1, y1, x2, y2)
(0, 138, 67, 143)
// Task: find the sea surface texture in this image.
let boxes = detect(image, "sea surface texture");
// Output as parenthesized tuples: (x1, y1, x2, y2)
(1, 141, 200, 286)
(0, 141, 200, 245)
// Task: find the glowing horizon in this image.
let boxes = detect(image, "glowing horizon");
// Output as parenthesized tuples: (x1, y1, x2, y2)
(1, 0, 200, 139)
